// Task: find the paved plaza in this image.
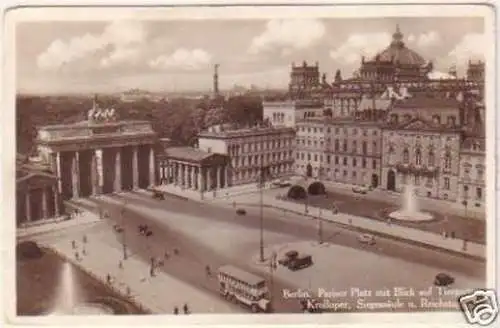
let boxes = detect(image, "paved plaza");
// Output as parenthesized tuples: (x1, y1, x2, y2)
(32, 211, 242, 314)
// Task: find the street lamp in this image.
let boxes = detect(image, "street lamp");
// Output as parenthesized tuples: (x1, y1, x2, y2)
(121, 200, 128, 260)
(258, 165, 271, 262)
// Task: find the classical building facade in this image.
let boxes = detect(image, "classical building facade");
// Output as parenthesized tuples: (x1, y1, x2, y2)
(457, 129, 486, 210)
(289, 61, 321, 98)
(16, 154, 61, 227)
(159, 147, 230, 194)
(381, 96, 463, 200)
(197, 124, 296, 185)
(263, 99, 324, 127)
(36, 106, 157, 201)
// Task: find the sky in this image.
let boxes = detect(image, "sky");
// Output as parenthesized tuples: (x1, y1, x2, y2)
(15, 17, 486, 94)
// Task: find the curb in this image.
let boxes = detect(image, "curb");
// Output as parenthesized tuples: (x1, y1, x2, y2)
(232, 202, 485, 262)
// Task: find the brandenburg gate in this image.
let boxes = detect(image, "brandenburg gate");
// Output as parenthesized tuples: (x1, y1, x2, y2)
(36, 107, 157, 201)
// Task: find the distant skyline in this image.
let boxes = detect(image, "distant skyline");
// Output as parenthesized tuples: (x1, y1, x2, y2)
(16, 16, 485, 94)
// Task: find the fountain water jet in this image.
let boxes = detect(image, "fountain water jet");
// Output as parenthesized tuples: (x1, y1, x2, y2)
(388, 183, 434, 222)
(49, 260, 113, 315)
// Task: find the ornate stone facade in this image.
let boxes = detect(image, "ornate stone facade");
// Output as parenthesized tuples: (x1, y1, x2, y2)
(197, 125, 296, 185)
(36, 117, 157, 201)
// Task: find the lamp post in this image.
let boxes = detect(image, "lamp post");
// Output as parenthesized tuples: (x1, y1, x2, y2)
(121, 200, 128, 260)
(259, 165, 271, 262)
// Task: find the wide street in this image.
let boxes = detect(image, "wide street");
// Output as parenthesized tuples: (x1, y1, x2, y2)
(62, 189, 486, 312)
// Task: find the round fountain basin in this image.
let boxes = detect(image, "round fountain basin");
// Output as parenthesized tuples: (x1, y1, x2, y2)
(389, 210, 434, 222)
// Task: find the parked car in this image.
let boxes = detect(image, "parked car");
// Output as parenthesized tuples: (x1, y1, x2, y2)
(434, 272, 455, 286)
(236, 208, 247, 215)
(113, 224, 124, 233)
(278, 250, 299, 266)
(287, 254, 313, 271)
(357, 233, 376, 245)
(152, 191, 165, 200)
(352, 185, 370, 194)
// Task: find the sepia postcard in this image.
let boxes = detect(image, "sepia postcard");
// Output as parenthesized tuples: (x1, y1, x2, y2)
(2, 2, 498, 327)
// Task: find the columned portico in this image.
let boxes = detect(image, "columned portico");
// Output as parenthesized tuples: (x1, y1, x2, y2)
(160, 147, 230, 194)
(132, 146, 139, 190)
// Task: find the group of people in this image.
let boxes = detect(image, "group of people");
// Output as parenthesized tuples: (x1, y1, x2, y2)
(173, 303, 190, 315)
(71, 234, 88, 261)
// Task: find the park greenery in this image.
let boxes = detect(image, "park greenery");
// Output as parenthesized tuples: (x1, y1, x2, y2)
(16, 94, 265, 154)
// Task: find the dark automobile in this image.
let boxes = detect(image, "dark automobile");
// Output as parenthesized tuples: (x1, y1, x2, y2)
(278, 250, 299, 266)
(236, 208, 247, 215)
(434, 273, 455, 286)
(287, 254, 313, 271)
(152, 191, 165, 200)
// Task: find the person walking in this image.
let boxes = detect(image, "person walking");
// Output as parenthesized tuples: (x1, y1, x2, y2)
(173, 306, 179, 315)
(183, 303, 189, 314)
(71, 240, 76, 249)
(83, 234, 87, 244)
(119, 260, 123, 269)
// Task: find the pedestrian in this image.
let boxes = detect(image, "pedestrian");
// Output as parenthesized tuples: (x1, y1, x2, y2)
(183, 303, 189, 314)
(83, 234, 87, 244)
(82, 247, 87, 256)
(150, 267, 155, 277)
(126, 286, 131, 296)
(74, 251, 79, 261)
(119, 261, 123, 269)
(173, 306, 179, 315)
(205, 265, 211, 277)
(106, 274, 111, 284)
(164, 251, 169, 260)
(71, 240, 76, 249)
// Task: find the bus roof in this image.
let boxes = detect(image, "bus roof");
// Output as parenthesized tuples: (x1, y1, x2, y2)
(218, 265, 265, 285)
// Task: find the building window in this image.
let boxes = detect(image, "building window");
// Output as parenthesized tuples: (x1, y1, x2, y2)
(327, 155, 331, 164)
(352, 171, 357, 178)
(296, 153, 300, 160)
(477, 169, 484, 180)
(426, 177, 433, 186)
(403, 148, 409, 164)
(444, 152, 451, 169)
(476, 187, 482, 200)
(334, 140, 339, 152)
(372, 141, 377, 152)
(307, 153, 311, 161)
(444, 177, 450, 190)
(352, 141, 357, 152)
(335, 156, 339, 164)
(362, 141, 367, 155)
(314, 154, 318, 162)
(415, 148, 422, 165)
(372, 159, 377, 169)
(353, 128, 358, 135)
(428, 151, 435, 167)
(352, 158, 357, 167)
(335, 128, 339, 134)
(362, 158, 367, 168)
(414, 175, 420, 186)
(343, 157, 348, 165)
(343, 140, 347, 152)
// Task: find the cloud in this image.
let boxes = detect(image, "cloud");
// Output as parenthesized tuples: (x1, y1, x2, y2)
(149, 48, 212, 71)
(447, 33, 486, 64)
(415, 31, 441, 48)
(36, 20, 147, 71)
(249, 19, 325, 55)
(329, 32, 391, 64)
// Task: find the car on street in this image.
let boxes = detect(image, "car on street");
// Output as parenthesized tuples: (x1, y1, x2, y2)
(113, 224, 124, 233)
(236, 208, 247, 215)
(357, 233, 376, 245)
(287, 254, 313, 271)
(434, 272, 455, 286)
(352, 185, 371, 194)
(278, 250, 299, 266)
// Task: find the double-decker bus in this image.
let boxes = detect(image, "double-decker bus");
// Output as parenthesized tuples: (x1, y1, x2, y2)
(217, 265, 271, 313)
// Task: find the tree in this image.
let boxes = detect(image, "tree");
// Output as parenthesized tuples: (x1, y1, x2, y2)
(204, 106, 227, 128)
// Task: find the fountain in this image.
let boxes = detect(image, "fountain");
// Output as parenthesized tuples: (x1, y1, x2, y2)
(50, 261, 113, 315)
(388, 183, 434, 222)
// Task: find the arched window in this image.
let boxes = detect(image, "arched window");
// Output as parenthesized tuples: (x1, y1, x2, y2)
(415, 148, 422, 165)
(444, 152, 452, 169)
(428, 151, 435, 167)
(403, 148, 409, 164)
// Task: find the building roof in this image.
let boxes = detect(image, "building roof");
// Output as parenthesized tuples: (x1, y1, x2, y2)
(165, 147, 215, 162)
(357, 97, 393, 111)
(392, 96, 461, 109)
(198, 124, 295, 139)
(372, 26, 427, 67)
(218, 265, 265, 285)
